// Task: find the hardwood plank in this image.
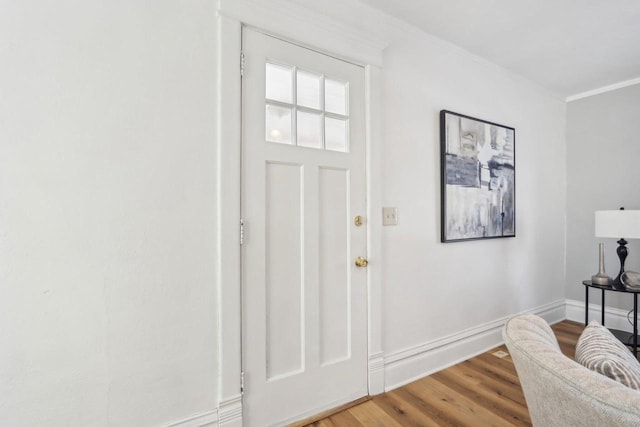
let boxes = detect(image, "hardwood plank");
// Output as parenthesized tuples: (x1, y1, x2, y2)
(404, 376, 515, 427)
(327, 409, 364, 426)
(370, 390, 443, 427)
(474, 351, 522, 378)
(551, 321, 583, 359)
(431, 367, 530, 425)
(462, 355, 521, 390)
(347, 401, 404, 427)
(552, 320, 584, 340)
(444, 358, 527, 407)
(289, 396, 371, 427)
(304, 420, 336, 427)
(390, 386, 459, 427)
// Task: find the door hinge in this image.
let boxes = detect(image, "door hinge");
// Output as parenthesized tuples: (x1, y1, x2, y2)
(240, 51, 245, 77)
(240, 219, 245, 245)
(240, 371, 245, 394)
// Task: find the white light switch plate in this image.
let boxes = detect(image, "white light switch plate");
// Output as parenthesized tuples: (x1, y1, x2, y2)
(382, 207, 398, 226)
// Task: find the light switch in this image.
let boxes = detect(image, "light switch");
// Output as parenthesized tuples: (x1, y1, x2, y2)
(382, 207, 398, 226)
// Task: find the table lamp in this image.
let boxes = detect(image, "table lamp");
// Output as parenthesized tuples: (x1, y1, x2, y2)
(595, 208, 640, 289)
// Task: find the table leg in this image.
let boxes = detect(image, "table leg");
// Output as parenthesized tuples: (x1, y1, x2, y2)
(602, 289, 605, 326)
(634, 294, 638, 358)
(585, 286, 589, 325)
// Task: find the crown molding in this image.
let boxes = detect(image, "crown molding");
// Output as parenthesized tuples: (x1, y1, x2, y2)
(566, 77, 640, 102)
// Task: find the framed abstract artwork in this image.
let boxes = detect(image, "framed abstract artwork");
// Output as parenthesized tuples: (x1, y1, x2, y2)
(440, 110, 515, 242)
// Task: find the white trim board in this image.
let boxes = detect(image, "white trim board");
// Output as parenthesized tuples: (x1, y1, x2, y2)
(163, 410, 218, 427)
(565, 77, 640, 102)
(218, 395, 243, 427)
(365, 65, 385, 396)
(566, 298, 637, 332)
(215, 11, 243, 416)
(383, 300, 566, 391)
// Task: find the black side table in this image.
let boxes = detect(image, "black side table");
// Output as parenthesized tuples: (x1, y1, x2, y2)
(583, 280, 639, 358)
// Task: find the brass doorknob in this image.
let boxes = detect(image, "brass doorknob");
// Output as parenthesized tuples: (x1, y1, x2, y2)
(355, 256, 368, 268)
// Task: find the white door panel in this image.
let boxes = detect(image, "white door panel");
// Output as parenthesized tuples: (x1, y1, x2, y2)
(242, 28, 367, 426)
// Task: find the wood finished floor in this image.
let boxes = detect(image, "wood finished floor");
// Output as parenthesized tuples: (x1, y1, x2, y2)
(300, 320, 584, 427)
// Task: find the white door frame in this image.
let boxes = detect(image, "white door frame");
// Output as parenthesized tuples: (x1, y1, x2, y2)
(215, 1, 387, 424)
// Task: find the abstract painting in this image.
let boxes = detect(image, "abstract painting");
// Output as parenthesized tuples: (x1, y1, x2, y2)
(440, 110, 515, 242)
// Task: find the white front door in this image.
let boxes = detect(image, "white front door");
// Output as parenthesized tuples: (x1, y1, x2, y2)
(241, 28, 368, 426)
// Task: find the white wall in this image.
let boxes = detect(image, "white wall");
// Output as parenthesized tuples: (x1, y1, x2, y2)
(378, 23, 567, 383)
(566, 85, 640, 311)
(0, 1, 218, 426)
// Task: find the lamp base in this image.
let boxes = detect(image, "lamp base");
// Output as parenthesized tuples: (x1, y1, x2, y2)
(592, 243, 612, 286)
(591, 274, 612, 286)
(612, 278, 626, 290)
(613, 238, 629, 290)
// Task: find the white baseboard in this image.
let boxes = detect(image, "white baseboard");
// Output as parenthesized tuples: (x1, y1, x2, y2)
(218, 395, 243, 427)
(383, 299, 566, 391)
(368, 352, 385, 395)
(163, 410, 219, 427)
(566, 298, 636, 332)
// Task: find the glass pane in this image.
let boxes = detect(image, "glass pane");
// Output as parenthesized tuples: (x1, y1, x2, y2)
(325, 117, 347, 152)
(266, 104, 292, 144)
(297, 70, 321, 109)
(266, 63, 293, 103)
(325, 79, 347, 115)
(297, 111, 322, 149)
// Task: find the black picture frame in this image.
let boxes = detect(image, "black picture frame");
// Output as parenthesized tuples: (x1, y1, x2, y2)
(440, 110, 516, 243)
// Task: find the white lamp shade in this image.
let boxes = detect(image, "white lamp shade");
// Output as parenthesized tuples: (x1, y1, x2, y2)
(595, 210, 640, 239)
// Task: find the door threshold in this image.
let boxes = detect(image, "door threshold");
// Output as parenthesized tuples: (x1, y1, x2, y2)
(288, 395, 372, 427)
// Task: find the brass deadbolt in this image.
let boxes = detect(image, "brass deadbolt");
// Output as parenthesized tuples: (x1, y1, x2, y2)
(355, 256, 368, 268)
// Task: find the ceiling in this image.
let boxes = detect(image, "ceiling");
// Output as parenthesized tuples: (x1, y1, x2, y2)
(359, 0, 640, 99)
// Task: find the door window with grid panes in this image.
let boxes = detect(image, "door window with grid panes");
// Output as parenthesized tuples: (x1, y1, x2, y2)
(265, 62, 349, 152)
